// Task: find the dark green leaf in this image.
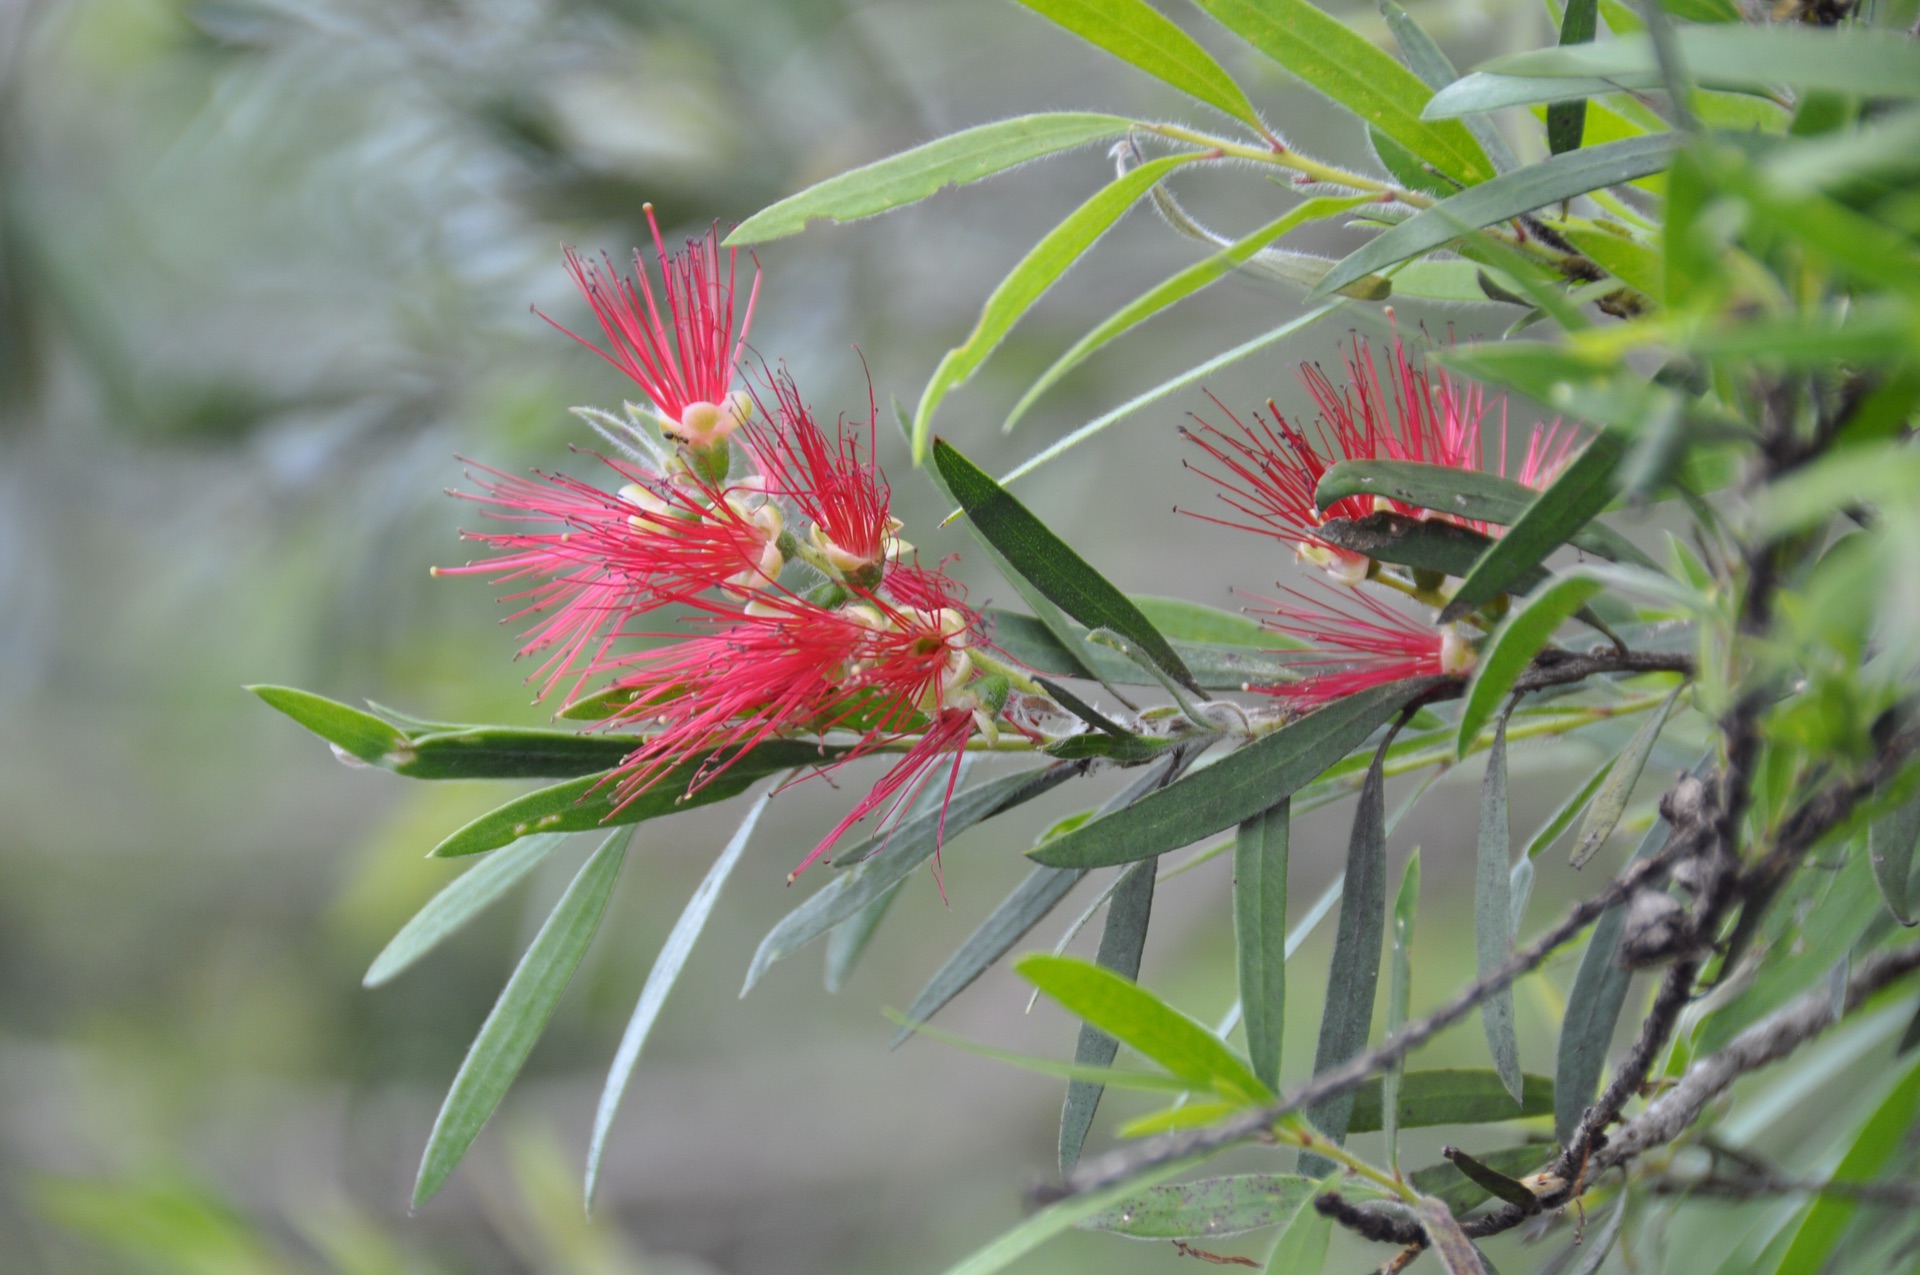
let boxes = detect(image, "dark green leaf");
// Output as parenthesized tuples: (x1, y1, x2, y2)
(1012, 0, 1268, 133)
(1061, 857, 1158, 1172)
(585, 791, 771, 1206)
(413, 828, 628, 1207)
(1372, 128, 1455, 197)
(1385, 848, 1422, 1170)
(743, 764, 1080, 990)
(1190, 0, 1494, 186)
(1457, 576, 1607, 758)
(364, 833, 568, 988)
(1441, 430, 1632, 624)
(1545, 0, 1598, 156)
(1476, 716, 1523, 1103)
(1236, 800, 1290, 1093)
(1019, 954, 1272, 1102)
(1312, 511, 1542, 591)
(394, 727, 645, 780)
(1354, 1069, 1552, 1128)
(1377, 0, 1517, 173)
(913, 152, 1206, 456)
(1416, 1196, 1489, 1274)
(1870, 782, 1920, 927)
(1303, 734, 1392, 1171)
(1410, 1145, 1547, 1214)
(1315, 460, 1655, 569)
(1313, 137, 1677, 299)
(936, 438, 1197, 690)
(1570, 683, 1683, 869)
(249, 684, 404, 764)
(1443, 1146, 1539, 1212)
(725, 114, 1134, 244)
(1030, 678, 1438, 869)
(1080, 1174, 1316, 1240)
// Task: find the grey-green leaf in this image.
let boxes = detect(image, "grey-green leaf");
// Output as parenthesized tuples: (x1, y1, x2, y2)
(1416, 1196, 1490, 1274)
(1236, 800, 1291, 1093)
(1385, 848, 1422, 1171)
(1569, 682, 1683, 869)
(1080, 1173, 1316, 1240)
(413, 828, 629, 1207)
(1312, 137, 1677, 299)
(364, 833, 568, 988)
(726, 114, 1135, 244)
(1060, 858, 1158, 1172)
(1475, 716, 1524, 1103)
(1870, 781, 1920, 927)
(586, 790, 771, 1206)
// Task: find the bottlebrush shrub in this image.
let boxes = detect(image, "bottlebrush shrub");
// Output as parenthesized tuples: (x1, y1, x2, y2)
(255, 2, 1920, 1271)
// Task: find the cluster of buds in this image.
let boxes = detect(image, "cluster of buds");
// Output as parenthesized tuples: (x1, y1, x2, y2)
(1185, 326, 1583, 705)
(440, 209, 1021, 880)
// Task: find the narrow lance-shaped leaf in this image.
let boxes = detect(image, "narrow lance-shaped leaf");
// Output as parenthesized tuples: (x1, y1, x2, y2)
(936, 1155, 1203, 1275)
(935, 437, 1198, 690)
(1030, 678, 1439, 870)
(1303, 729, 1394, 1173)
(1871, 781, 1920, 927)
(1011, 0, 1270, 136)
(1570, 682, 1683, 869)
(1415, 1196, 1490, 1275)
(1476, 714, 1524, 1102)
(1385, 848, 1422, 1173)
(364, 834, 569, 988)
(1080, 1174, 1316, 1240)
(1060, 857, 1158, 1172)
(1546, 0, 1599, 155)
(1189, 0, 1493, 186)
(1457, 575, 1607, 758)
(1264, 1182, 1334, 1274)
(725, 114, 1134, 244)
(413, 827, 630, 1207)
(1236, 800, 1290, 1093)
(1770, 1053, 1920, 1275)
(1376, 0, 1517, 173)
(585, 789, 773, 1206)
(1442, 429, 1633, 624)
(913, 152, 1207, 457)
(1313, 137, 1678, 300)
(1349, 1069, 1554, 1132)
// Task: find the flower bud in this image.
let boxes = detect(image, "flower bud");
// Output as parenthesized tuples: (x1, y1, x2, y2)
(1438, 624, 1478, 676)
(1297, 541, 1371, 586)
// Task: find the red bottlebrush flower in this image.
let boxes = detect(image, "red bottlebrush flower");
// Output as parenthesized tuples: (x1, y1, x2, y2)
(438, 457, 783, 702)
(1248, 585, 1473, 706)
(744, 370, 895, 576)
(801, 707, 976, 887)
(544, 207, 760, 445)
(1184, 333, 1580, 575)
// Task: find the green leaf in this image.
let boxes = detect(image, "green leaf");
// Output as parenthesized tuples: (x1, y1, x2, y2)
(1061, 857, 1159, 1172)
(1135, 596, 1299, 649)
(1555, 806, 1679, 1143)
(1029, 678, 1437, 869)
(1385, 848, 1421, 1172)
(1313, 512, 1548, 596)
(1415, 1196, 1489, 1274)
(249, 685, 404, 764)
(1236, 800, 1290, 1093)
(824, 881, 904, 993)
(1441, 429, 1632, 624)
(1443, 1147, 1539, 1212)
(1019, 954, 1273, 1102)
(885, 1009, 1195, 1092)
(1302, 735, 1391, 1169)
(1546, 0, 1598, 156)
(935, 437, 1198, 690)
(743, 765, 1079, 990)
(1751, 442, 1920, 541)
(895, 865, 1088, 1041)
(724, 114, 1134, 244)
(1527, 759, 1616, 861)
(1770, 1053, 1920, 1275)
(1371, 128, 1455, 197)
(1561, 226, 1662, 301)
(413, 828, 629, 1207)
(1479, 25, 1920, 103)
(1005, 196, 1371, 431)
(1312, 137, 1677, 299)
(1410, 1145, 1548, 1214)
(1870, 782, 1920, 927)
(585, 789, 771, 1206)
(428, 741, 843, 858)
(936, 1155, 1202, 1275)
(1475, 716, 1524, 1103)
(985, 608, 1303, 690)
(363, 833, 568, 988)
(1263, 1182, 1334, 1274)
(995, 305, 1343, 490)
(1456, 576, 1606, 758)
(1080, 1173, 1316, 1240)
(913, 151, 1207, 456)
(1348, 1070, 1555, 1132)
(1011, 0, 1268, 134)
(1189, 0, 1493, 186)
(1569, 682, 1683, 869)
(1378, 0, 1518, 172)
(1314, 459, 1656, 569)
(393, 727, 646, 780)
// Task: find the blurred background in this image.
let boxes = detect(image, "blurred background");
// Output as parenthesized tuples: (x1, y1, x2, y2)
(0, 1, 1747, 1271)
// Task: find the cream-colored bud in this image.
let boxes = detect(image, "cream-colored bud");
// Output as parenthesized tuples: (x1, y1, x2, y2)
(811, 523, 877, 574)
(620, 482, 673, 530)
(1439, 625, 1478, 676)
(1297, 541, 1370, 586)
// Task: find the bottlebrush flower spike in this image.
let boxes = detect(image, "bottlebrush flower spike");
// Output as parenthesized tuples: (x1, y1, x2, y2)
(438, 458, 782, 702)
(1248, 585, 1475, 706)
(744, 370, 897, 578)
(545, 207, 760, 446)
